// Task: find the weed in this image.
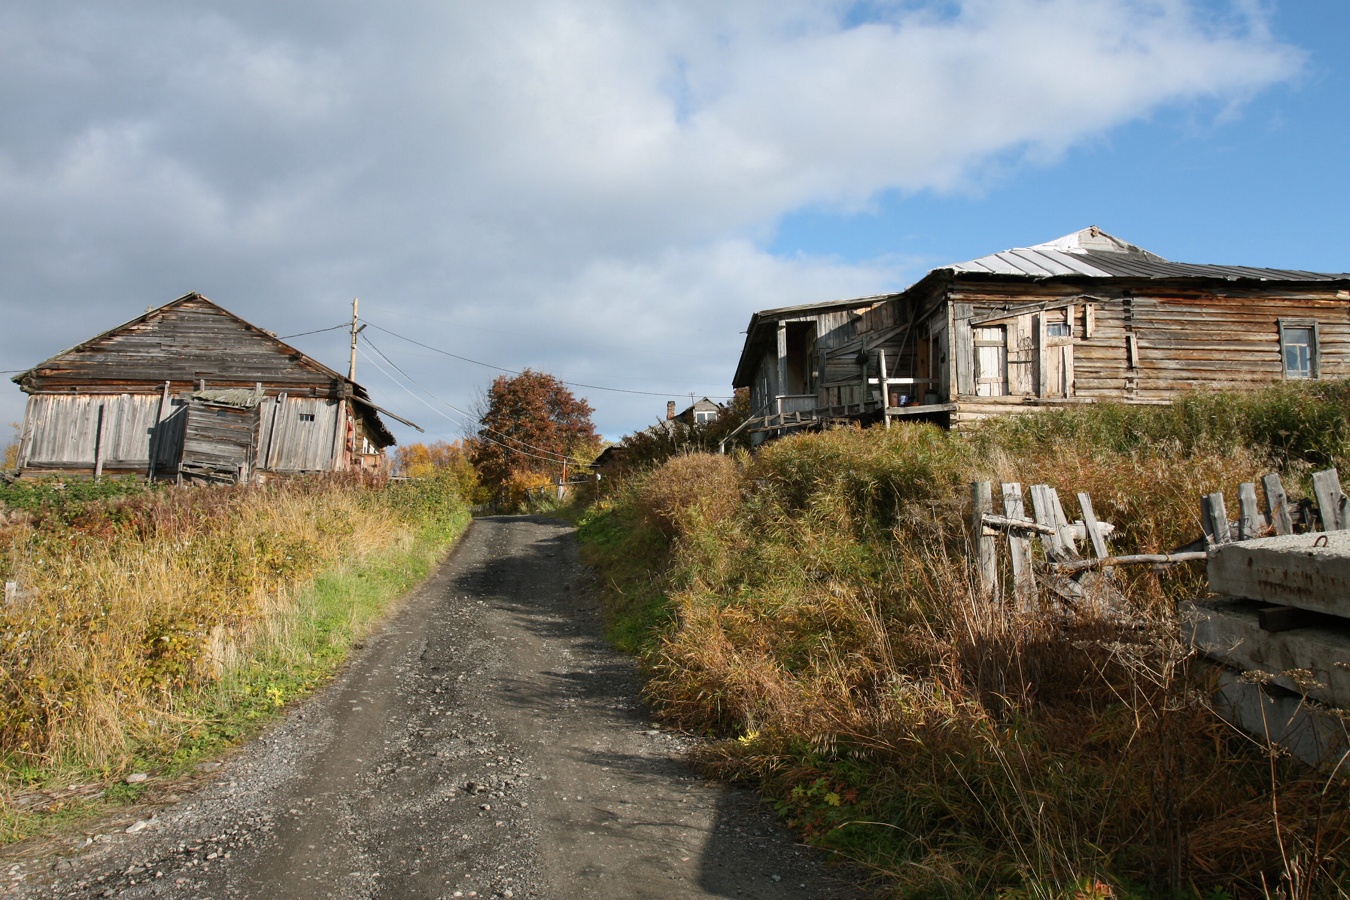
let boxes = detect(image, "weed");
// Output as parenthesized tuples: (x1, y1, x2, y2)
(586, 382, 1350, 897)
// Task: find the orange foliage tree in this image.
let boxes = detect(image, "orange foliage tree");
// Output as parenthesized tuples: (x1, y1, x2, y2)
(470, 369, 600, 506)
(393, 439, 479, 501)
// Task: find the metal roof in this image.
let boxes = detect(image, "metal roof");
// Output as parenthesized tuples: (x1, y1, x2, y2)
(946, 227, 1350, 282)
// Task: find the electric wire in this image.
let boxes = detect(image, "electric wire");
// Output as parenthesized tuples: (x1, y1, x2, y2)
(278, 323, 351, 340)
(362, 320, 733, 400)
(359, 334, 577, 464)
(356, 341, 578, 467)
(355, 345, 570, 467)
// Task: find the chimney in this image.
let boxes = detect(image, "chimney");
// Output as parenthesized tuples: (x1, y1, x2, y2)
(666, 401, 676, 420)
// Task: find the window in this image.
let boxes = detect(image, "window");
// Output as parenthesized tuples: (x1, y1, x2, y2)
(694, 410, 715, 424)
(299, 413, 316, 422)
(973, 325, 1007, 397)
(1279, 320, 1319, 380)
(1046, 322, 1071, 338)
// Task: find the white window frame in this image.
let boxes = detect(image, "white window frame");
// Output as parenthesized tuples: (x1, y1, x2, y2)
(1278, 318, 1320, 380)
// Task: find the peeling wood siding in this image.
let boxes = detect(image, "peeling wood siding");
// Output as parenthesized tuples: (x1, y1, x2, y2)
(18, 393, 186, 474)
(256, 396, 343, 473)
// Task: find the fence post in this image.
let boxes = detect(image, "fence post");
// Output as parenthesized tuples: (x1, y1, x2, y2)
(1311, 468, 1346, 531)
(1002, 482, 1035, 609)
(1237, 482, 1259, 540)
(971, 481, 998, 603)
(1263, 473, 1294, 535)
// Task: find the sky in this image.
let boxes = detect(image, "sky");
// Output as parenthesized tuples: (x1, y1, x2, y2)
(2, 0, 1347, 446)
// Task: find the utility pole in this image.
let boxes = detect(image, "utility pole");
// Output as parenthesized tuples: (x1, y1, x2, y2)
(348, 297, 359, 381)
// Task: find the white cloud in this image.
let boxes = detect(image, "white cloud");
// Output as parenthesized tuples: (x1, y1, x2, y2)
(0, 0, 1304, 442)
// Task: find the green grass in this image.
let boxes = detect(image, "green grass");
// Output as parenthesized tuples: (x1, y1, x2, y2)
(0, 480, 471, 844)
(582, 382, 1350, 898)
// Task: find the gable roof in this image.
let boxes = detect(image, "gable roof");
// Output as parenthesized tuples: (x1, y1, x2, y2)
(13, 292, 399, 447)
(944, 226, 1350, 283)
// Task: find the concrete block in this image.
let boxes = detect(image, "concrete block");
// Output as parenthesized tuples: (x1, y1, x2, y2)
(1207, 531, 1350, 618)
(1184, 599, 1350, 709)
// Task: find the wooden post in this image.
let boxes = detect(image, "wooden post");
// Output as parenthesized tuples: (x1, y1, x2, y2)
(1237, 482, 1260, 540)
(1078, 492, 1110, 559)
(878, 348, 890, 430)
(93, 403, 107, 481)
(971, 482, 999, 602)
(1002, 482, 1035, 607)
(4, 581, 15, 605)
(1202, 492, 1230, 545)
(1263, 473, 1294, 536)
(1311, 468, 1346, 531)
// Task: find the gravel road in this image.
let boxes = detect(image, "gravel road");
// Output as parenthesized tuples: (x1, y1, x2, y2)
(4, 516, 867, 899)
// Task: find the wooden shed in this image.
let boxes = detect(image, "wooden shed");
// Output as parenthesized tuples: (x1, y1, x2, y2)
(11, 293, 399, 482)
(733, 227, 1350, 439)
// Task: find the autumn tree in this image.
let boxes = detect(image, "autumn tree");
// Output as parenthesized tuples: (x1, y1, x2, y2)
(1, 423, 19, 473)
(393, 439, 479, 501)
(470, 370, 600, 506)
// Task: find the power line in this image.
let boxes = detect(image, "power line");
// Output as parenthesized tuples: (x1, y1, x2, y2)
(362, 320, 733, 400)
(356, 339, 578, 466)
(278, 322, 351, 340)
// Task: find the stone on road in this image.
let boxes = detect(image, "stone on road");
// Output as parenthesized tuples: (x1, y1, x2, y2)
(6, 516, 865, 899)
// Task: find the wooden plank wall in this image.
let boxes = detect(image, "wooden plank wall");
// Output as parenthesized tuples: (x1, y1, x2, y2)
(945, 282, 1350, 415)
(256, 396, 343, 472)
(181, 403, 258, 480)
(19, 393, 186, 474)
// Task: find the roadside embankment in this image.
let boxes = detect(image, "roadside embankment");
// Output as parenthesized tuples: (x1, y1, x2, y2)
(0, 473, 470, 842)
(581, 382, 1350, 898)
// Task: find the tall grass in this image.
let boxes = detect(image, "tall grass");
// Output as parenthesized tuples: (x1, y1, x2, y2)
(0, 473, 469, 839)
(580, 384, 1350, 898)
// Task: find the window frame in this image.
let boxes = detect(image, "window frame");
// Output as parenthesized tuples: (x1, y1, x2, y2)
(1278, 318, 1320, 380)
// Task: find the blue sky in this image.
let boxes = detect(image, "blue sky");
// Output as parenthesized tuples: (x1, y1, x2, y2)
(774, 2, 1350, 275)
(1, 1, 1346, 447)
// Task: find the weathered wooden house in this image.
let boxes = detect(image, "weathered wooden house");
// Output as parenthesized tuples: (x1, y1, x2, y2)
(734, 227, 1350, 439)
(11, 293, 400, 482)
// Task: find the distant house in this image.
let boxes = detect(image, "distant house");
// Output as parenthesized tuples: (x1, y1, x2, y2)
(10, 293, 404, 482)
(590, 398, 727, 480)
(733, 227, 1350, 440)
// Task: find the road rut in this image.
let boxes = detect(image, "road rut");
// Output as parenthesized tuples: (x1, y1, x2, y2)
(6, 516, 865, 899)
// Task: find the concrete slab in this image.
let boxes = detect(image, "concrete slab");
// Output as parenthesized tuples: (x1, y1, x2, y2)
(1205, 663, 1350, 772)
(1207, 531, 1350, 617)
(1183, 599, 1350, 709)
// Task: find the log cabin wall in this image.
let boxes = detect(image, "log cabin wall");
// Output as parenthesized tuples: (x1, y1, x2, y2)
(939, 278, 1350, 427)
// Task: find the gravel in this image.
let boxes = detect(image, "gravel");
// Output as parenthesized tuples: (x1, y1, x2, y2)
(2, 516, 868, 899)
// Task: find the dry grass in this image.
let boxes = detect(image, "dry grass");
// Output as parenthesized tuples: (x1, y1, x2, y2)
(0, 474, 468, 804)
(581, 386, 1350, 898)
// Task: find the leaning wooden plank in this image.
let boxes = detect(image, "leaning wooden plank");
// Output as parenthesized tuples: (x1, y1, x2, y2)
(1263, 473, 1294, 536)
(1048, 488, 1081, 560)
(970, 482, 999, 603)
(1029, 484, 1065, 559)
(1001, 482, 1035, 607)
(1311, 468, 1346, 531)
(1077, 492, 1110, 560)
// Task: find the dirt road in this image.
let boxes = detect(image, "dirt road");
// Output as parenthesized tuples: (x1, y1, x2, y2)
(6, 516, 865, 899)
